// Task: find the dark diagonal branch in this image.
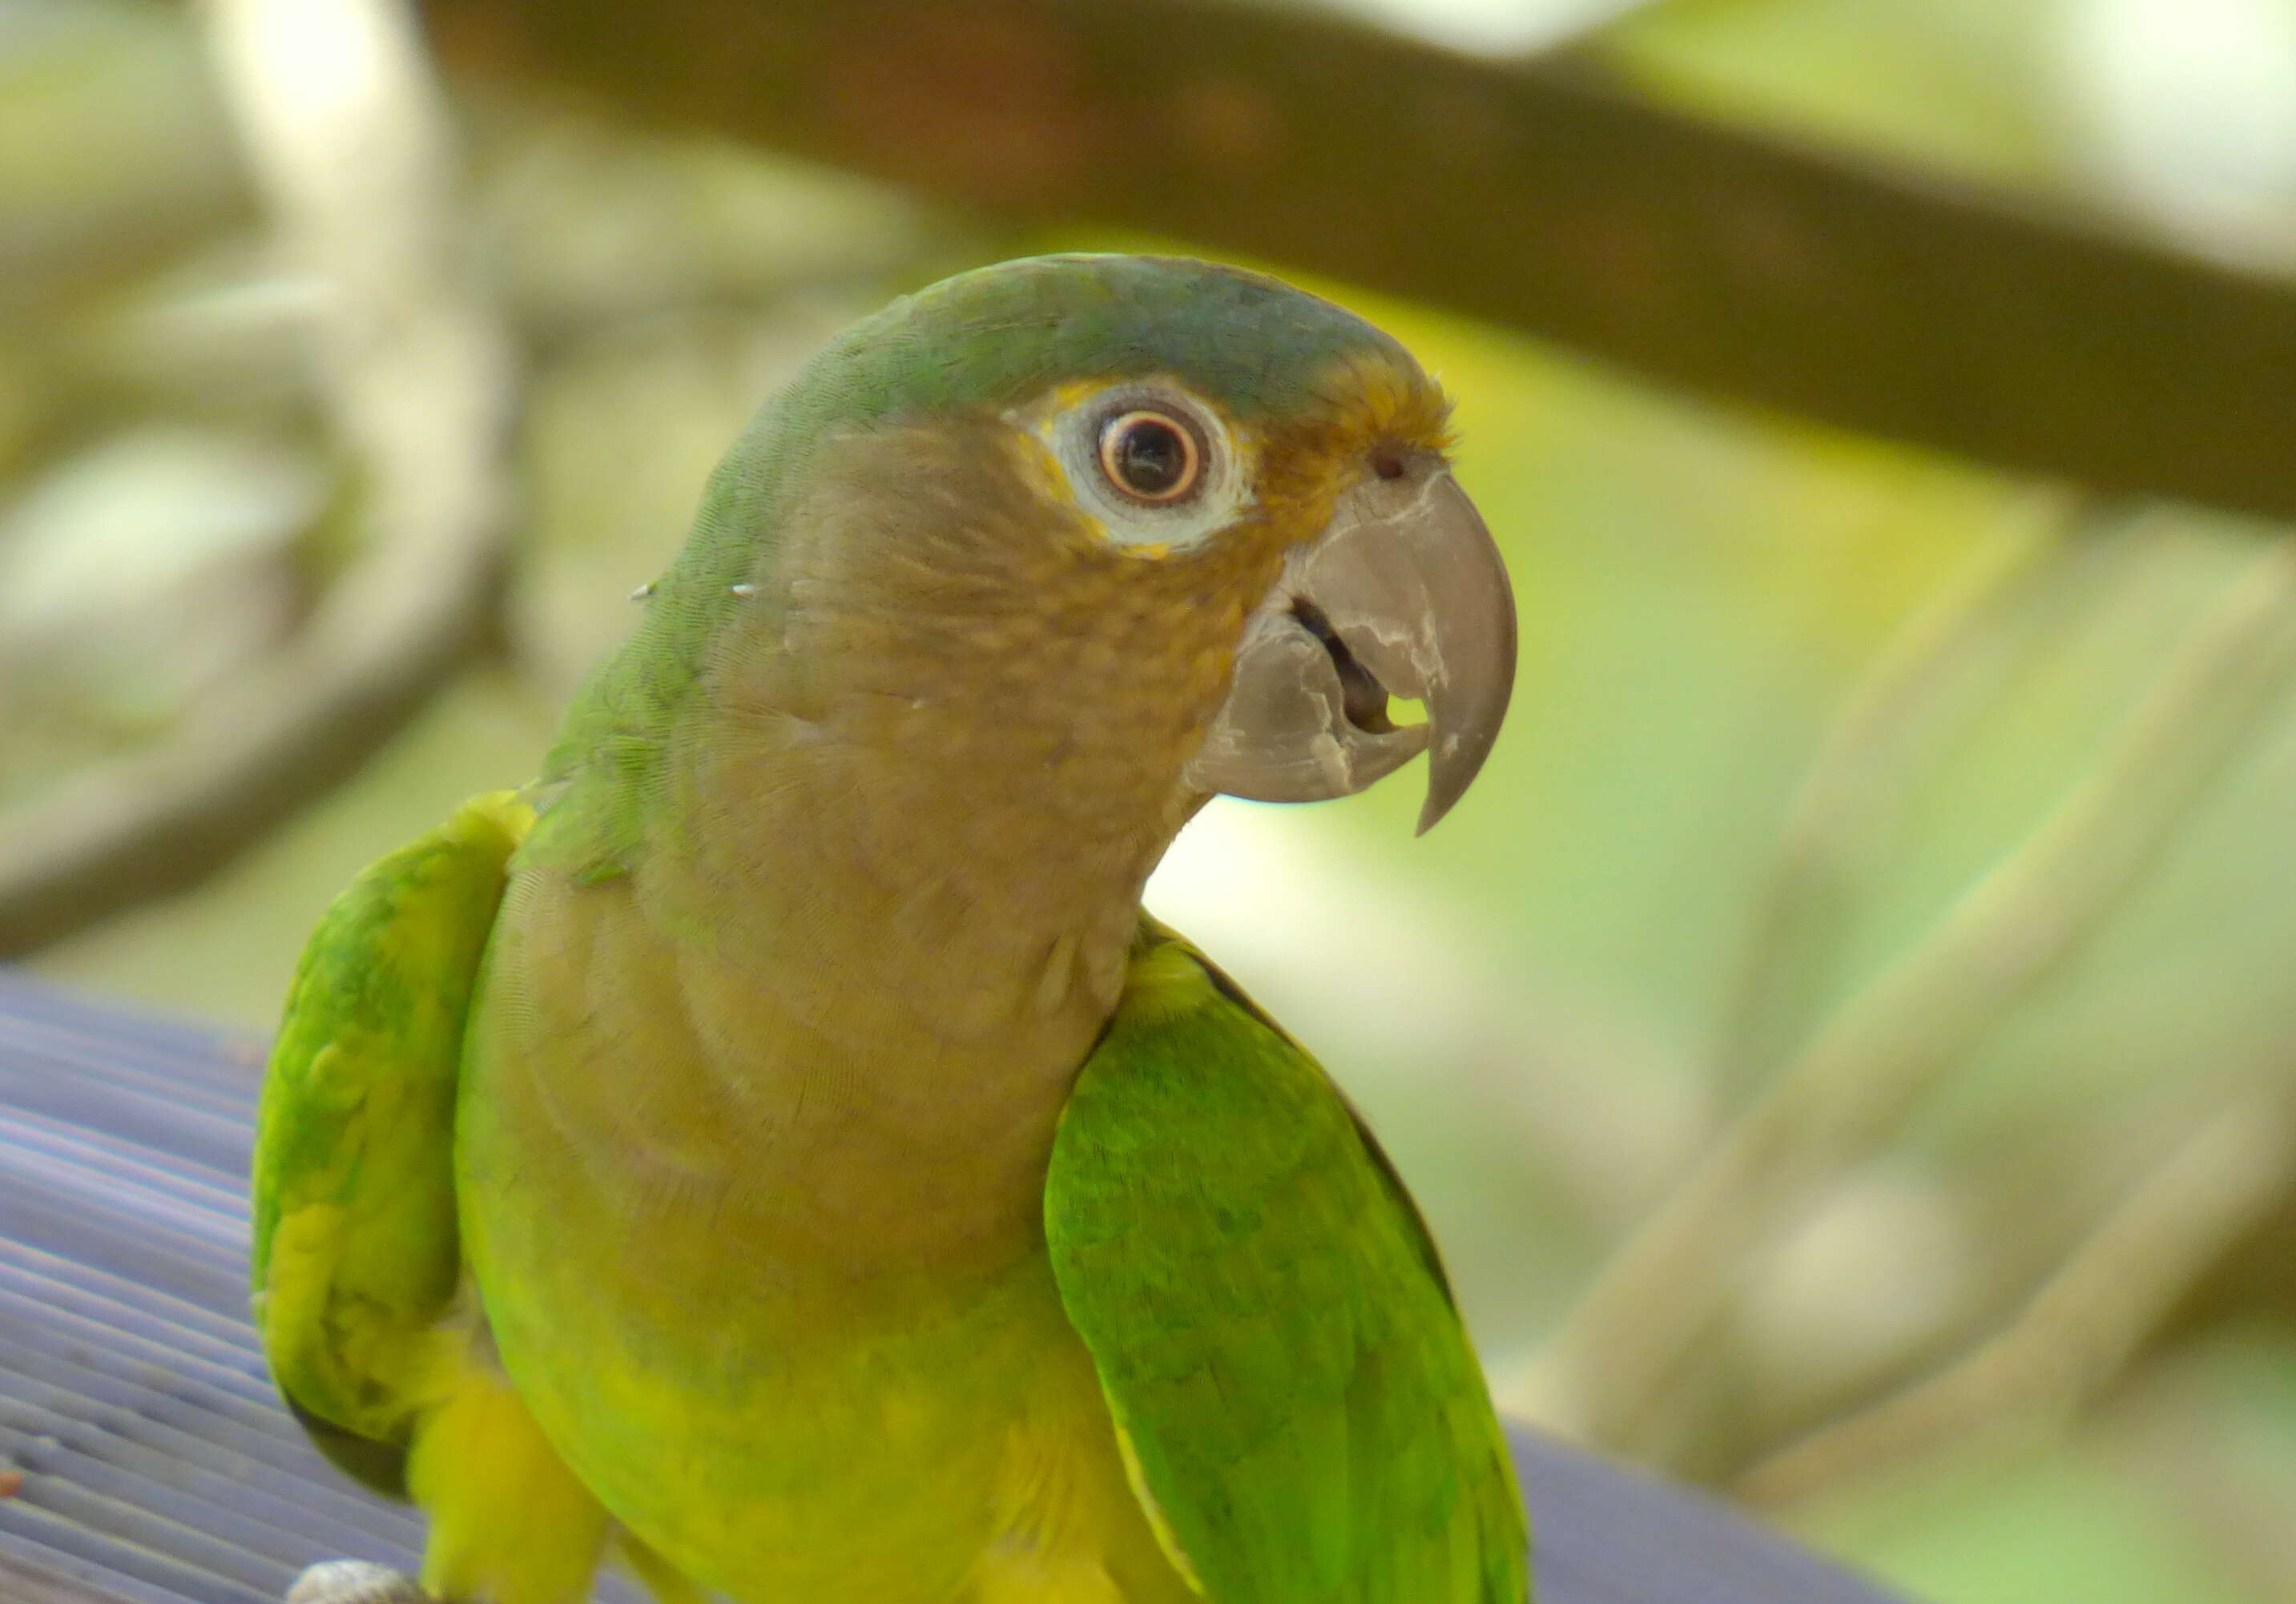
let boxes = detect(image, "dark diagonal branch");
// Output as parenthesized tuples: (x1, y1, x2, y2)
(425, 0, 2296, 522)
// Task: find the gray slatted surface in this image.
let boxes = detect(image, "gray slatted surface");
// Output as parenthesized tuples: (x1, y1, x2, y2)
(0, 972, 1907, 1604)
(0, 975, 434, 1604)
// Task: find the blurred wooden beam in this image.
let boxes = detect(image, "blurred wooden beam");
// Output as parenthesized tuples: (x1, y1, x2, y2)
(424, 0, 2296, 523)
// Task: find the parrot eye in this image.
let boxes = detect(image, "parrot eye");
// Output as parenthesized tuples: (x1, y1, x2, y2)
(1021, 379, 1245, 554)
(1097, 411, 1202, 503)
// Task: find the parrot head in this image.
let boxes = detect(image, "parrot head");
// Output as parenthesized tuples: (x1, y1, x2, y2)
(574, 254, 1515, 915)
(961, 256, 1517, 835)
(668, 254, 1514, 834)
(996, 268, 1515, 835)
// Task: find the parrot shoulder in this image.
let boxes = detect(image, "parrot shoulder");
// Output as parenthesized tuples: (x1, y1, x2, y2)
(1045, 917, 1529, 1604)
(250, 789, 533, 1496)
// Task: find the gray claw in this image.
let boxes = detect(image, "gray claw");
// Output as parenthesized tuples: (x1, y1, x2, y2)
(286, 1560, 427, 1604)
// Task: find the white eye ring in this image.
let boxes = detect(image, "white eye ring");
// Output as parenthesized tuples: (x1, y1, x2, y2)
(1031, 383, 1247, 554)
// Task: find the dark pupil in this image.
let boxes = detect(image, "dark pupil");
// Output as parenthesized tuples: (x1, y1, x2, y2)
(1114, 419, 1187, 495)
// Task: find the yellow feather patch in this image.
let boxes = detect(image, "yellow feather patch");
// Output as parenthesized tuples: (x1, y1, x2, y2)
(1116, 940, 1216, 1026)
(1001, 426, 1114, 548)
(408, 1333, 613, 1604)
(1308, 346, 1456, 454)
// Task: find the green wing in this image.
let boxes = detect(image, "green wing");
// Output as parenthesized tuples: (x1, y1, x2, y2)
(1045, 920, 1528, 1604)
(249, 791, 531, 1495)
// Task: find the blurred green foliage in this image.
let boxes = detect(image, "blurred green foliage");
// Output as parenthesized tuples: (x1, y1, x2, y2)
(7, 2, 2296, 1602)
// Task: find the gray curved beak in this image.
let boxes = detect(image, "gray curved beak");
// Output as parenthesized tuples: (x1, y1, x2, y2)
(1184, 455, 1516, 833)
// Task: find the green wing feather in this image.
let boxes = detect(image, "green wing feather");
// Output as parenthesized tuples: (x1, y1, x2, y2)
(1045, 920, 1529, 1604)
(249, 791, 532, 1494)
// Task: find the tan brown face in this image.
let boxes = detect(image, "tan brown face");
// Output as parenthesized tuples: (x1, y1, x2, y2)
(1181, 449, 1516, 834)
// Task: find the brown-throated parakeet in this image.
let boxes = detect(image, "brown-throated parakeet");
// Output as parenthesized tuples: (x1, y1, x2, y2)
(252, 254, 1525, 1604)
